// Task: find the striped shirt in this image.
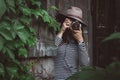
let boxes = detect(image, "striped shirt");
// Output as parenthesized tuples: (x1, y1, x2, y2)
(54, 36, 89, 80)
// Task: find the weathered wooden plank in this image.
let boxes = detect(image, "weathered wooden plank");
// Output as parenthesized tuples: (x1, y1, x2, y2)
(28, 26, 57, 57)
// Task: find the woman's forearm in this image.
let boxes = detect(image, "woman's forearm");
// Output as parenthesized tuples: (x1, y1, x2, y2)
(78, 42, 90, 66)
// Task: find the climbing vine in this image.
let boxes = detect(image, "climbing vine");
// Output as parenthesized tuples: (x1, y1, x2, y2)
(0, 0, 58, 79)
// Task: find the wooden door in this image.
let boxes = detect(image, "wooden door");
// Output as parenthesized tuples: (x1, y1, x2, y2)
(91, 0, 120, 67)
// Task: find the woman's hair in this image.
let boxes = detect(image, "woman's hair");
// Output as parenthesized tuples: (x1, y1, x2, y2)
(55, 13, 66, 23)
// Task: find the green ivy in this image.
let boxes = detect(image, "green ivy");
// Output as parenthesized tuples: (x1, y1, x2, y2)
(0, 0, 58, 79)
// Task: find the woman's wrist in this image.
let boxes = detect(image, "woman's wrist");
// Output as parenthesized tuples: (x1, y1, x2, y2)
(78, 41, 85, 46)
(60, 29, 65, 33)
(77, 38, 84, 42)
(57, 30, 65, 38)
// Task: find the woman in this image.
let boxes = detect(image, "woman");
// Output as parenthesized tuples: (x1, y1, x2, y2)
(54, 6, 90, 80)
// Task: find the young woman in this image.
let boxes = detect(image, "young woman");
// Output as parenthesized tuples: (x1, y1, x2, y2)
(54, 6, 90, 80)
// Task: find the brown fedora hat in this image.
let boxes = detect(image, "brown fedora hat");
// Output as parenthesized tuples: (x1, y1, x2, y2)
(57, 6, 86, 26)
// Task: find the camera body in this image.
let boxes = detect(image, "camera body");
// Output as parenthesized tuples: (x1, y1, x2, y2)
(71, 21, 81, 30)
(55, 13, 82, 30)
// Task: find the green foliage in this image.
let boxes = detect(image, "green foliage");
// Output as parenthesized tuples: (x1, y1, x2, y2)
(102, 32, 120, 42)
(67, 62, 120, 80)
(0, 0, 58, 79)
(0, 0, 6, 18)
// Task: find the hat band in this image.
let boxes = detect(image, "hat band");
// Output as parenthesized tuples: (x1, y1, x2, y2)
(67, 14, 82, 20)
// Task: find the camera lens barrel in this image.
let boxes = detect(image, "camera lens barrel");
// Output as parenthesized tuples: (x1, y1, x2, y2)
(71, 21, 81, 30)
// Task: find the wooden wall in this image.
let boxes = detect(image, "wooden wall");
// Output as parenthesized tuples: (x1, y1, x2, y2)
(92, 0, 120, 67)
(27, 0, 92, 80)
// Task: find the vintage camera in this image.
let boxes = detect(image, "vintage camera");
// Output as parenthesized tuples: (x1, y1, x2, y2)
(55, 13, 82, 30)
(71, 21, 81, 30)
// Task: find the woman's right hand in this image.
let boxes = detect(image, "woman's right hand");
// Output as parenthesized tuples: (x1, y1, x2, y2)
(57, 18, 72, 38)
(61, 18, 72, 32)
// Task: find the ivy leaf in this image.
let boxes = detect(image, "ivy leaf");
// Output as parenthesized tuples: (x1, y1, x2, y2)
(20, 7, 31, 16)
(0, 0, 6, 18)
(0, 22, 14, 40)
(6, 66, 18, 80)
(41, 10, 50, 22)
(0, 63, 5, 77)
(31, 0, 41, 7)
(7, 41, 15, 50)
(24, 74, 35, 80)
(13, 23, 24, 31)
(0, 22, 11, 30)
(48, 17, 60, 31)
(6, 0, 15, 13)
(13, 22, 30, 43)
(18, 70, 34, 80)
(16, 28, 29, 43)
(48, 6, 58, 12)
(0, 22, 16, 39)
(31, 9, 42, 19)
(13, 40, 24, 48)
(43, 14, 50, 22)
(0, 29, 13, 40)
(17, 0, 23, 5)
(6, 0, 15, 8)
(27, 36, 36, 47)
(10, 30, 16, 39)
(51, 6, 57, 10)
(29, 27, 35, 33)
(18, 48, 28, 58)
(5, 47, 15, 59)
(3, 16, 11, 21)
(20, 16, 31, 25)
(9, 7, 16, 13)
(0, 37, 5, 51)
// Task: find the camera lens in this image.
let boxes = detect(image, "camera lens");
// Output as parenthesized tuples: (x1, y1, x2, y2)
(71, 21, 80, 30)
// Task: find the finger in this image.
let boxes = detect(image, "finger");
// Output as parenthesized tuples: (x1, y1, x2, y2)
(65, 18, 70, 22)
(79, 24, 82, 30)
(66, 23, 70, 26)
(74, 30, 80, 33)
(65, 18, 72, 23)
(71, 30, 78, 34)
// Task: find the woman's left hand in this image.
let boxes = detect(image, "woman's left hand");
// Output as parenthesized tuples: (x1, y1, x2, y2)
(70, 27, 84, 42)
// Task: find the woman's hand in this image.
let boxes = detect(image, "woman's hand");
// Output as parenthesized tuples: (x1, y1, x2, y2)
(70, 27, 84, 42)
(57, 18, 72, 38)
(61, 18, 72, 32)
